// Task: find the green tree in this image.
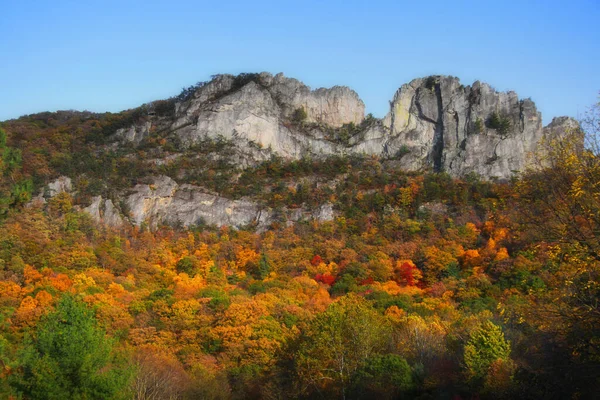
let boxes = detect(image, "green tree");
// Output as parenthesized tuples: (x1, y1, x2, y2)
(10, 295, 133, 400)
(0, 127, 32, 218)
(175, 255, 198, 275)
(0, 333, 12, 396)
(295, 294, 390, 399)
(0, 127, 24, 179)
(463, 320, 512, 383)
(487, 111, 511, 135)
(256, 253, 271, 280)
(350, 354, 413, 399)
(9, 179, 33, 207)
(291, 107, 307, 125)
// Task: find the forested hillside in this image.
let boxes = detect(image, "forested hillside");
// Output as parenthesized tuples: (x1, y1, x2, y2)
(0, 97, 598, 399)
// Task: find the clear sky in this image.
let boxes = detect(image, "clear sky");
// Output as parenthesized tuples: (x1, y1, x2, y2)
(1, 0, 599, 125)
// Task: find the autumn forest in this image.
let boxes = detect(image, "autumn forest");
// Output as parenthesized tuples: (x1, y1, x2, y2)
(0, 101, 599, 400)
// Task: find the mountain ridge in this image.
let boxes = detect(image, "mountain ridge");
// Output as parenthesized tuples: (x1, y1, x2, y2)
(0, 72, 580, 230)
(110, 72, 578, 180)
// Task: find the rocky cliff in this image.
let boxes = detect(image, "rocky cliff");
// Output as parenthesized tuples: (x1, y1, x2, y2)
(38, 175, 335, 230)
(116, 72, 576, 180)
(31, 72, 578, 230)
(382, 76, 543, 178)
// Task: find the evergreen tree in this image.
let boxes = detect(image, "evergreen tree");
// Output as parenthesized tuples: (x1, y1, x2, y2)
(11, 295, 133, 400)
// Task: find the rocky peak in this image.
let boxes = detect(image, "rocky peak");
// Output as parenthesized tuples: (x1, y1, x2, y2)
(176, 72, 364, 129)
(113, 72, 576, 181)
(19, 72, 581, 231)
(266, 72, 365, 127)
(381, 75, 547, 179)
(542, 116, 580, 139)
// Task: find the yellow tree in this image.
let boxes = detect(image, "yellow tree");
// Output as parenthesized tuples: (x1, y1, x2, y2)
(514, 102, 600, 395)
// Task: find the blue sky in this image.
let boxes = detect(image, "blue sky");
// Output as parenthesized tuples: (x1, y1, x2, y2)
(1, 0, 598, 125)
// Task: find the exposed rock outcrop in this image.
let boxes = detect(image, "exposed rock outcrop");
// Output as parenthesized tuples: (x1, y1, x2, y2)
(33, 174, 336, 229)
(74, 72, 581, 228)
(171, 73, 365, 159)
(386, 78, 580, 179)
(115, 121, 151, 145)
(124, 176, 335, 229)
(381, 76, 547, 178)
(124, 176, 265, 229)
(116, 72, 576, 181)
(542, 116, 580, 140)
(30, 176, 72, 205)
(46, 176, 72, 197)
(84, 196, 124, 228)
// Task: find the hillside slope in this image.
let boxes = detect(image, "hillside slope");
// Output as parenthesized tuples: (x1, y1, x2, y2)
(0, 73, 578, 230)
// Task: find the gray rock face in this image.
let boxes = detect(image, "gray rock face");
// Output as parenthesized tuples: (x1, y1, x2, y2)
(172, 72, 365, 159)
(30, 179, 126, 228)
(84, 196, 124, 228)
(46, 176, 72, 197)
(30, 176, 73, 205)
(115, 73, 576, 181)
(125, 176, 265, 229)
(85, 72, 580, 229)
(381, 76, 546, 179)
(266, 73, 365, 128)
(115, 121, 151, 145)
(168, 73, 574, 180)
(32, 175, 336, 230)
(542, 116, 580, 140)
(115, 73, 575, 180)
(123, 176, 335, 229)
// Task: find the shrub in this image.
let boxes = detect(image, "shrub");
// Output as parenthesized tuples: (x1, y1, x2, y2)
(351, 354, 413, 398)
(232, 73, 261, 91)
(176, 81, 208, 102)
(175, 256, 198, 275)
(291, 107, 307, 124)
(487, 112, 511, 135)
(424, 76, 437, 91)
(473, 117, 484, 134)
(152, 99, 176, 117)
(395, 145, 410, 158)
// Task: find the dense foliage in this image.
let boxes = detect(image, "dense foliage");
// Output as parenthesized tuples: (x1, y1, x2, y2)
(10, 295, 132, 399)
(0, 100, 598, 399)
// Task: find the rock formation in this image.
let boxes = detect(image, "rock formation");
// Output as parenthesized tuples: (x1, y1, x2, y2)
(37, 72, 579, 229)
(116, 72, 576, 181)
(123, 175, 335, 229)
(39, 175, 335, 230)
(84, 196, 124, 228)
(382, 76, 544, 178)
(170, 73, 365, 159)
